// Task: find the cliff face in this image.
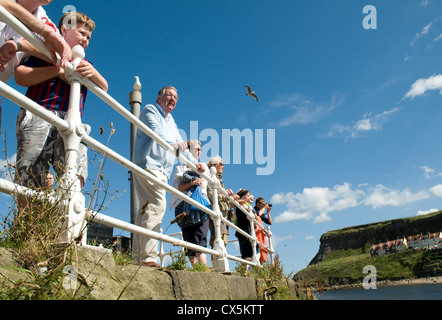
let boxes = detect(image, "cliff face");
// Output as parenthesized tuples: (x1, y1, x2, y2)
(309, 211, 442, 265)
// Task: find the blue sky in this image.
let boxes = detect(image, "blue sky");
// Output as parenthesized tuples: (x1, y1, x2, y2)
(2, 0, 442, 274)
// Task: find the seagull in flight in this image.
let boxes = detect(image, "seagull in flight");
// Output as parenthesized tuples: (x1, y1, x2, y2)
(244, 85, 258, 102)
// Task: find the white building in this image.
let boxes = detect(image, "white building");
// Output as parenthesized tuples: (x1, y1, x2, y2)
(395, 237, 408, 252)
(371, 232, 440, 258)
(428, 232, 442, 247)
(407, 234, 423, 250)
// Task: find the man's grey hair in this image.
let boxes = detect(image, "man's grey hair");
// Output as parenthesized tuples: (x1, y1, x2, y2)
(156, 86, 178, 104)
(157, 86, 177, 97)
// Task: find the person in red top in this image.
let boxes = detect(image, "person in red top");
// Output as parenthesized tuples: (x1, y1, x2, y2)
(253, 197, 272, 263)
(14, 11, 107, 189)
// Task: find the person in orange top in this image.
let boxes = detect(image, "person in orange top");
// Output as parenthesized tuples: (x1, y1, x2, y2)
(253, 196, 273, 263)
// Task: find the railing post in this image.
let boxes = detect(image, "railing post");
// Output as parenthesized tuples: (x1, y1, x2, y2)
(248, 205, 259, 266)
(208, 167, 229, 272)
(129, 76, 142, 243)
(60, 45, 87, 245)
(267, 226, 274, 264)
(159, 227, 164, 267)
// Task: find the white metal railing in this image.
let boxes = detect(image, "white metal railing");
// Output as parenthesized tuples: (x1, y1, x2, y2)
(158, 230, 185, 268)
(0, 5, 274, 272)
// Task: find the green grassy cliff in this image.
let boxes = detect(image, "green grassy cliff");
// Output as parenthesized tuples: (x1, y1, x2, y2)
(295, 211, 442, 287)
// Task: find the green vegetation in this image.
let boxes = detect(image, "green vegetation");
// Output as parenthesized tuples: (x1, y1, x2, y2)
(166, 252, 305, 299)
(299, 211, 442, 288)
(166, 251, 210, 272)
(296, 248, 430, 287)
(233, 255, 311, 300)
(323, 211, 441, 238)
(0, 189, 93, 300)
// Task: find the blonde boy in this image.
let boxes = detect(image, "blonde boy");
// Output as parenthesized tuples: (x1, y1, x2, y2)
(14, 11, 107, 188)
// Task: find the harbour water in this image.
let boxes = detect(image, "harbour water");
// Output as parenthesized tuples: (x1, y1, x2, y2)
(318, 283, 442, 300)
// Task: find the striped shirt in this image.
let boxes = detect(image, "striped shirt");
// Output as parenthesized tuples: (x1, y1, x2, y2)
(22, 56, 88, 116)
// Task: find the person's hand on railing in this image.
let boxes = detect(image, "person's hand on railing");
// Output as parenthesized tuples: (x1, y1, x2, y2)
(42, 27, 71, 69)
(75, 59, 108, 92)
(190, 178, 203, 186)
(171, 141, 188, 152)
(56, 65, 67, 83)
(193, 162, 205, 173)
(75, 60, 95, 78)
(0, 40, 17, 71)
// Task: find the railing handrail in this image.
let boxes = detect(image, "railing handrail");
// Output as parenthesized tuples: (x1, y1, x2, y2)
(0, 6, 274, 271)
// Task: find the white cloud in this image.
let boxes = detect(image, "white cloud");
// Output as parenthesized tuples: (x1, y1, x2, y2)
(419, 165, 442, 179)
(272, 183, 364, 224)
(407, 17, 442, 56)
(417, 208, 438, 216)
(272, 235, 294, 248)
(0, 153, 16, 181)
(404, 74, 442, 99)
(270, 93, 344, 127)
(420, 165, 435, 179)
(273, 182, 442, 224)
(354, 118, 372, 131)
(328, 107, 401, 139)
(429, 184, 442, 197)
(0, 154, 15, 169)
(410, 21, 433, 46)
(304, 235, 315, 240)
(0, 154, 16, 197)
(313, 212, 331, 223)
(420, 0, 429, 7)
(327, 123, 348, 137)
(409, 17, 442, 46)
(363, 184, 431, 209)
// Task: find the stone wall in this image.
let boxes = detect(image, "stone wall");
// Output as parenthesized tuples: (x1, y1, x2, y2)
(0, 246, 285, 300)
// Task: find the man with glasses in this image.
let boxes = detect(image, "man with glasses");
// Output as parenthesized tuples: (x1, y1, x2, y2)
(132, 86, 205, 267)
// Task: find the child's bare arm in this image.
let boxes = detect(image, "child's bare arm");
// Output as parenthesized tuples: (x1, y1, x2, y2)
(15, 64, 63, 87)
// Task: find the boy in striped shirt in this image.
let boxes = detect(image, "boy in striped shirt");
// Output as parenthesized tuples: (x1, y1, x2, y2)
(14, 11, 108, 189)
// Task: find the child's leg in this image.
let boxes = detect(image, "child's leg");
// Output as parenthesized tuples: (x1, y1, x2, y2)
(15, 108, 52, 188)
